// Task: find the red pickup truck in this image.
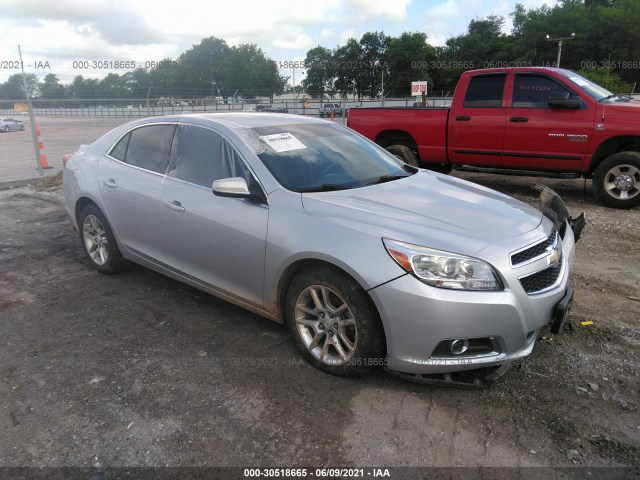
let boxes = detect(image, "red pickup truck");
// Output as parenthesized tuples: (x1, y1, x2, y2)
(347, 67, 640, 209)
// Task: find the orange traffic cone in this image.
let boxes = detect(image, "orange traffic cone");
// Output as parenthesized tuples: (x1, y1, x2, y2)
(40, 154, 51, 169)
(330, 110, 335, 121)
(36, 124, 53, 169)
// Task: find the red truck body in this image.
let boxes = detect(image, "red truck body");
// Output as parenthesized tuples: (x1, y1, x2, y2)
(347, 67, 640, 208)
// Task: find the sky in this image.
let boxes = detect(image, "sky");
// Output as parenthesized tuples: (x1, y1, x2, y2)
(0, 0, 551, 85)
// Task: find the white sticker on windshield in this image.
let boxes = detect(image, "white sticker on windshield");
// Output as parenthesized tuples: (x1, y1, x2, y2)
(570, 76, 588, 86)
(259, 133, 307, 153)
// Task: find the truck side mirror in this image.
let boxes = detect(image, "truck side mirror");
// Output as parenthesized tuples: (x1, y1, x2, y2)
(548, 90, 581, 109)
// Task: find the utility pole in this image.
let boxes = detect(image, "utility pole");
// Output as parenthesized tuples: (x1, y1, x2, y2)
(546, 33, 575, 68)
(18, 45, 44, 176)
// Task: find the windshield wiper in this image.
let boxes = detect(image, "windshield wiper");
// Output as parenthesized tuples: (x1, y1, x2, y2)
(296, 184, 351, 192)
(366, 174, 408, 186)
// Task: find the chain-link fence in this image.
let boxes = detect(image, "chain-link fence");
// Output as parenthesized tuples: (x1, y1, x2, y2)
(0, 96, 452, 184)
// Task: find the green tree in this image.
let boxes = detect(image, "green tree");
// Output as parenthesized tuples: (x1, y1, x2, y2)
(0, 73, 40, 99)
(178, 36, 230, 97)
(222, 44, 286, 98)
(149, 58, 182, 97)
(359, 32, 390, 98)
(68, 75, 99, 105)
(303, 46, 335, 99)
(578, 67, 633, 92)
(385, 32, 435, 97)
(40, 74, 65, 99)
(333, 38, 364, 98)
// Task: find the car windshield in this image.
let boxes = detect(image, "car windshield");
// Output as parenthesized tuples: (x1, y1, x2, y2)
(252, 122, 412, 192)
(556, 69, 616, 101)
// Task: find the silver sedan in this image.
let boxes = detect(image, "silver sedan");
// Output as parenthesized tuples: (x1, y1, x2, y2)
(63, 113, 581, 379)
(0, 117, 25, 132)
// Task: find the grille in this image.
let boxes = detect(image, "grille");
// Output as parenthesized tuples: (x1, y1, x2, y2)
(519, 259, 563, 294)
(511, 229, 557, 266)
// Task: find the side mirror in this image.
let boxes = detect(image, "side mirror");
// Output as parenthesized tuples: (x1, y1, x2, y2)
(212, 177, 251, 198)
(547, 90, 581, 109)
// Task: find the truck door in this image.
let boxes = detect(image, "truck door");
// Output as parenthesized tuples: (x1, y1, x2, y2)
(448, 72, 507, 167)
(503, 73, 595, 171)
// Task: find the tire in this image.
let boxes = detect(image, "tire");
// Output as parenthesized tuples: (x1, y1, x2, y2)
(3, 126, 8, 133)
(319, 113, 324, 118)
(386, 144, 420, 167)
(20, 125, 25, 131)
(78, 204, 129, 273)
(593, 152, 640, 209)
(285, 266, 385, 377)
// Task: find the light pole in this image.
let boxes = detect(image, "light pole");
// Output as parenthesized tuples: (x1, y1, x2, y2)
(546, 33, 575, 68)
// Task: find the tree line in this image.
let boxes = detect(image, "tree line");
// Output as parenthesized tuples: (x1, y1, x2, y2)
(1, 0, 638, 103)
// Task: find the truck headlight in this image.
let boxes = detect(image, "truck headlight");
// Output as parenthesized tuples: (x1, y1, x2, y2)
(383, 239, 503, 291)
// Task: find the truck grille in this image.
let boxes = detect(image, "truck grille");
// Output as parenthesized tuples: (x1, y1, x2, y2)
(519, 259, 563, 294)
(511, 229, 557, 266)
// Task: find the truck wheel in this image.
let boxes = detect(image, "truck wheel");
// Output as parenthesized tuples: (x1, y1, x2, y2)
(593, 152, 640, 209)
(386, 145, 419, 167)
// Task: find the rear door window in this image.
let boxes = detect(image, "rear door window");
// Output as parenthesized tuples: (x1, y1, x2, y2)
(463, 74, 507, 108)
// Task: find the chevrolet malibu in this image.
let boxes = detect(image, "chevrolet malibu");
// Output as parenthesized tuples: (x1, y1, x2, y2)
(63, 113, 581, 379)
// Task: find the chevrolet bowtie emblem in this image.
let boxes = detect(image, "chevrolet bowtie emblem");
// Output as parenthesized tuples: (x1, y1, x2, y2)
(548, 243, 561, 267)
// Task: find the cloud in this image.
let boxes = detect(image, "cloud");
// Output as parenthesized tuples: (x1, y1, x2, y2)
(4, 0, 110, 23)
(344, 0, 412, 23)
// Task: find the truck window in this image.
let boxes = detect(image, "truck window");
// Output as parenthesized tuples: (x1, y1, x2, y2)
(463, 74, 506, 108)
(512, 74, 576, 108)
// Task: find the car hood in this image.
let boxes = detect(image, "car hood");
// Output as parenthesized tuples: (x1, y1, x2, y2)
(607, 100, 640, 113)
(301, 171, 543, 255)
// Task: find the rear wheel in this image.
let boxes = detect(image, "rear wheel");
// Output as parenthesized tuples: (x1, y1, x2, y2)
(593, 152, 640, 209)
(285, 266, 385, 377)
(386, 144, 419, 167)
(78, 204, 129, 273)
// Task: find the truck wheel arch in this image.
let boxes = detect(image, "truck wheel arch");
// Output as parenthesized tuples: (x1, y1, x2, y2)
(375, 130, 419, 152)
(589, 135, 640, 174)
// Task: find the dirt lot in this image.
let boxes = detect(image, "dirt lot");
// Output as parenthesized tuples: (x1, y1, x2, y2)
(0, 170, 638, 475)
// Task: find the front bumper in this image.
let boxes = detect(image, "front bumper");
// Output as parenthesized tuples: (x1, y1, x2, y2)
(370, 220, 577, 375)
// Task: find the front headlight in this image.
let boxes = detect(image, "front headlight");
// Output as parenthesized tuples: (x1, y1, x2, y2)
(383, 239, 503, 291)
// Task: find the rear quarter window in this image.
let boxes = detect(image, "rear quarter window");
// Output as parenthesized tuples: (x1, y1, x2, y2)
(109, 124, 176, 174)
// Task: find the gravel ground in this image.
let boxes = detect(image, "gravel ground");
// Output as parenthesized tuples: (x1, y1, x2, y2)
(0, 170, 638, 476)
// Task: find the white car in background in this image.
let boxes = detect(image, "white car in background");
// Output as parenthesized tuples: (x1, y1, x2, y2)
(0, 117, 25, 132)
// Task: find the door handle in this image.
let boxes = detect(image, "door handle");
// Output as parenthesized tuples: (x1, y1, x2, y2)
(455, 116, 471, 121)
(103, 178, 118, 188)
(510, 117, 529, 122)
(165, 200, 185, 212)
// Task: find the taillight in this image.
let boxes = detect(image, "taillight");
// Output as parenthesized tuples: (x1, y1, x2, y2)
(63, 153, 72, 167)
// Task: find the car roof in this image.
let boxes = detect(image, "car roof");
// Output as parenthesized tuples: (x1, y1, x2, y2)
(146, 112, 326, 130)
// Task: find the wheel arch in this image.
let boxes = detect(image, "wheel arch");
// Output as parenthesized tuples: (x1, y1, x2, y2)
(375, 130, 419, 153)
(589, 136, 640, 174)
(75, 196, 99, 225)
(274, 258, 387, 344)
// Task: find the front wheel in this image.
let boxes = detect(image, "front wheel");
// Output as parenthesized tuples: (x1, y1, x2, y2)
(78, 204, 129, 273)
(285, 266, 385, 377)
(593, 152, 640, 209)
